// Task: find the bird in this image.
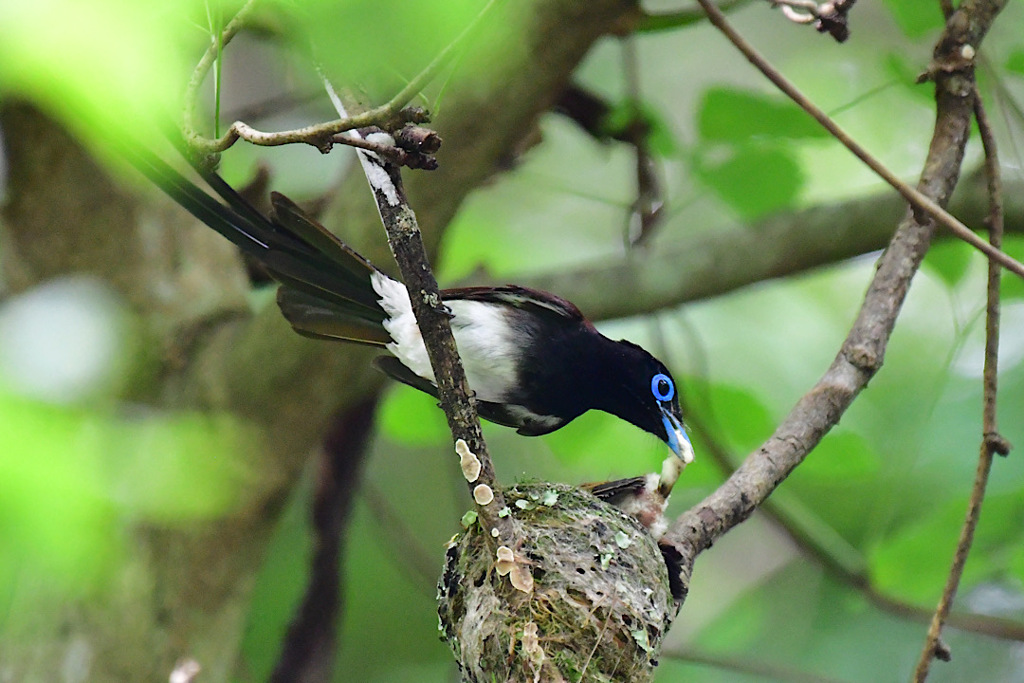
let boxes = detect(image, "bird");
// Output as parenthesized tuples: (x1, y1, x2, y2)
(583, 440, 687, 540)
(131, 151, 694, 464)
(584, 467, 688, 599)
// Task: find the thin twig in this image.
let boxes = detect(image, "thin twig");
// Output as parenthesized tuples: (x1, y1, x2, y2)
(328, 132, 438, 170)
(182, 0, 498, 155)
(771, 0, 823, 23)
(912, 87, 1012, 681)
(694, 0, 1024, 281)
(768, 0, 858, 41)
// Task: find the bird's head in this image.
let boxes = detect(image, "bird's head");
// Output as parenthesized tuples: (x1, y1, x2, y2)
(646, 368, 694, 465)
(600, 341, 694, 465)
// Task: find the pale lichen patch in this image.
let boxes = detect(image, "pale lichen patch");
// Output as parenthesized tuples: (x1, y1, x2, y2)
(472, 483, 494, 506)
(456, 438, 482, 482)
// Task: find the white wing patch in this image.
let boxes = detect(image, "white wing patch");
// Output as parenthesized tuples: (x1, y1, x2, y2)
(371, 272, 521, 403)
(446, 300, 523, 402)
(372, 271, 432, 380)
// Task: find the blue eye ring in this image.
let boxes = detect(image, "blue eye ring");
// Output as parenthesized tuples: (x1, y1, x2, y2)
(651, 373, 674, 402)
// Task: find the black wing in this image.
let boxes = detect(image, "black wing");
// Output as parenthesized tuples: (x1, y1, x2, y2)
(372, 356, 568, 435)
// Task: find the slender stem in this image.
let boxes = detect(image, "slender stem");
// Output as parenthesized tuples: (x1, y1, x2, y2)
(183, 0, 257, 140)
(912, 87, 1010, 681)
(694, 0, 1024, 281)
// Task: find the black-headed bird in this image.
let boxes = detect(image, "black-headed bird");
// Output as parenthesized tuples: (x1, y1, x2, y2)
(133, 153, 694, 464)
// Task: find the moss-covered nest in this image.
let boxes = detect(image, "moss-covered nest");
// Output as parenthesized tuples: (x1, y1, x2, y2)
(437, 482, 678, 682)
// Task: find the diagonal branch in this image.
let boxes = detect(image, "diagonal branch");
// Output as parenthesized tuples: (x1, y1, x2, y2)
(323, 83, 518, 562)
(470, 175, 1024, 323)
(661, 0, 1008, 601)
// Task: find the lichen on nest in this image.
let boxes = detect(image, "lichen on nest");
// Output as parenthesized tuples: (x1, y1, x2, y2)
(437, 482, 678, 682)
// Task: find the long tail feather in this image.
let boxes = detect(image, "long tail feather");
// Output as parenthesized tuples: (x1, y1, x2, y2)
(277, 288, 391, 346)
(126, 146, 391, 338)
(128, 147, 273, 253)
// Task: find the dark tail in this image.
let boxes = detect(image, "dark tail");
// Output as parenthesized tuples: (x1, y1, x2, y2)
(127, 147, 392, 346)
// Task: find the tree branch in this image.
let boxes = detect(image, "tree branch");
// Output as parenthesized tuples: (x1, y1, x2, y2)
(270, 396, 380, 683)
(660, 0, 1008, 602)
(471, 173, 1024, 323)
(684, 398, 1024, 643)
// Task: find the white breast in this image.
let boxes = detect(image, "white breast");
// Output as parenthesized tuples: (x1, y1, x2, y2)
(371, 272, 521, 402)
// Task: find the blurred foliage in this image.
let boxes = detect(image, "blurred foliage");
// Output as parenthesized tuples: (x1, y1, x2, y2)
(2, 0, 1024, 681)
(0, 390, 255, 621)
(0, 0, 199, 149)
(298, 0, 488, 103)
(601, 97, 683, 155)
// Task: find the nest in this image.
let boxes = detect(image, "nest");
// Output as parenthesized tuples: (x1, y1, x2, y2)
(437, 482, 678, 682)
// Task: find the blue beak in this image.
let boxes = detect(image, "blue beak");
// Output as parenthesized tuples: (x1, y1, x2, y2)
(660, 406, 694, 465)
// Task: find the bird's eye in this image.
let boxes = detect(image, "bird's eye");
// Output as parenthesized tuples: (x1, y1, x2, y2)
(651, 373, 674, 402)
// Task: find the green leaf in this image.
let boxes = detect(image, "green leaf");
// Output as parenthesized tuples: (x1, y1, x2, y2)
(784, 431, 883, 544)
(881, 0, 944, 38)
(693, 143, 804, 219)
(0, 397, 116, 592)
(696, 381, 776, 455)
(1010, 543, 1024, 585)
(541, 409, 667, 467)
(1002, 236, 1024, 301)
(697, 88, 829, 143)
(796, 431, 880, 480)
(0, 392, 250, 598)
(882, 52, 934, 103)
